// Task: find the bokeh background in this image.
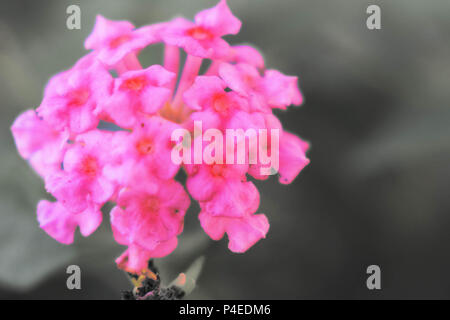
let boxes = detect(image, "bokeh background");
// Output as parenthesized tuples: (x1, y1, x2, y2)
(1, 0, 450, 299)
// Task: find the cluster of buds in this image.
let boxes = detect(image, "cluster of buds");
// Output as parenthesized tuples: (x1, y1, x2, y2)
(11, 0, 309, 273)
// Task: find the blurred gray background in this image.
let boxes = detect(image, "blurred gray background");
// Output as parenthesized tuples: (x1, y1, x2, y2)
(1, 0, 450, 299)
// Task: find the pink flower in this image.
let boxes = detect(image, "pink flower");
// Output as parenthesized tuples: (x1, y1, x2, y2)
(219, 63, 303, 112)
(186, 163, 248, 202)
(199, 211, 269, 253)
(162, 0, 241, 59)
(263, 70, 304, 108)
(111, 179, 190, 272)
(197, 180, 269, 253)
(45, 130, 117, 213)
(184, 75, 263, 133)
(10, 0, 310, 273)
(85, 15, 163, 67)
(37, 200, 102, 245)
(187, 161, 268, 252)
(11, 110, 69, 177)
(202, 179, 260, 218)
(36, 59, 113, 134)
(105, 65, 175, 128)
(108, 116, 181, 180)
(183, 76, 246, 113)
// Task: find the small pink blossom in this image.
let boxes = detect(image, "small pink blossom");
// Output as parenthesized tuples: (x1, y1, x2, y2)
(11, 110, 68, 177)
(45, 130, 117, 213)
(201, 179, 260, 218)
(186, 163, 248, 202)
(37, 200, 102, 245)
(199, 211, 269, 253)
(184, 76, 263, 133)
(162, 0, 241, 59)
(183, 76, 247, 114)
(219, 62, 303, 112)
(197, 180, 268, 253)
(111, 179, 190, 272)
(108, 117, 181, 180)
(85, 15, 162, 67)
(187, 160, 267, 251)
(106, 65, 175, 128)
(37, 59, 113, 133)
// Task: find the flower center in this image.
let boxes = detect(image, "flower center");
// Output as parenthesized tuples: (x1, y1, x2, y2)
(210, 164, 225, 177)
(67, 88, 90, 107)
(244, 74, 257, 88)
(80, 156, 98, 177)
(212, 93, 230, 115)
(186, 26, 214, 41)
(121, 76, 147, 91)
(109, 35, 131, 49)
(143, 197, 160, 213)
(136, 138, 153, 155)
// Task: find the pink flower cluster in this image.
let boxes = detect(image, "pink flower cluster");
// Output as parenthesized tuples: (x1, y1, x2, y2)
(11, 0, 309, 273)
